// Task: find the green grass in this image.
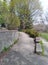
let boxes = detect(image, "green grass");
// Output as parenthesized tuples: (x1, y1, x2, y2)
(40, 33, 48, 41)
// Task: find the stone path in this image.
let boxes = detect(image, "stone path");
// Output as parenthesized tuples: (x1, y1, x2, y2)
(0, 32, 48, 65)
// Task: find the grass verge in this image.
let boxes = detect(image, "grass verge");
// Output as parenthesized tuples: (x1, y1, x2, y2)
(40, 33, 48, 41)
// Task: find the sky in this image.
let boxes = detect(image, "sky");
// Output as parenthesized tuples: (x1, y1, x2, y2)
(40, 0, 48, 13)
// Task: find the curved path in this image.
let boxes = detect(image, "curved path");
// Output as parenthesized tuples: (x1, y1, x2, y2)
(0, 32, 48, 65)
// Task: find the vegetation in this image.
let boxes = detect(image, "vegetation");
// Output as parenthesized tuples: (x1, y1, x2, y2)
(40, 33, 48, 41)
(22, 29, 39, 38)
(0, 0, 41, 30)
(17, 3, 33, 30)
(39, 40, 44, 55)
(22, 29, 44, 55)
(2, 47, 9, 52)
(0, 0, 45, 56)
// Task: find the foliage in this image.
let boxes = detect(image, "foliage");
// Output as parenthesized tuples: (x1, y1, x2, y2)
(0, 15, 5, 24)
(5, 0, 20, 29)
(7, 15, 20, 30)
(0, 0, 9, 25)
(22, 29, 39, 38)
(17, 0, 41, 30)
(0, 1, 4, 24)
(16, 3, 32, 30)
(39, 40, 44, 55)
(0, 0, 41, 30)
(0, 0, 20, 29)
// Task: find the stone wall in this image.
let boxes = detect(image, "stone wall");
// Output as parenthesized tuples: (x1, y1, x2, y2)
(0, 30, 19, 52)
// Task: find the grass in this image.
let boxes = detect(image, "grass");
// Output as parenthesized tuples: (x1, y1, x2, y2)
(2, 47, 9, 52)
(40, 33, 48, 41)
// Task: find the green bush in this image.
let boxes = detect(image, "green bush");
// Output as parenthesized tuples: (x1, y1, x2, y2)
(39, 40, 44, 55)
(22, 29, 39, 38)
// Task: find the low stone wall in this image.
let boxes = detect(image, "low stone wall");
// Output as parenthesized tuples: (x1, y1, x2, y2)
(0, 30, 19, 52)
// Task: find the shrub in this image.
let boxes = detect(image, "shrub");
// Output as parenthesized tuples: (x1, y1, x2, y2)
(39, 40, 44, 55)
(22, 29, 39, 38)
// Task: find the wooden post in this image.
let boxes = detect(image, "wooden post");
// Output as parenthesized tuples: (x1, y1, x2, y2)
(34, 37, 37, 53)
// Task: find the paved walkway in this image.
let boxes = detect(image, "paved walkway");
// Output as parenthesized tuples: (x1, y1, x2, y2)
(0, 32, 48, 65)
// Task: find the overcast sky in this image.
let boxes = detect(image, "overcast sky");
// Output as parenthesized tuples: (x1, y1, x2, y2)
(40, 0, 48, 13)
